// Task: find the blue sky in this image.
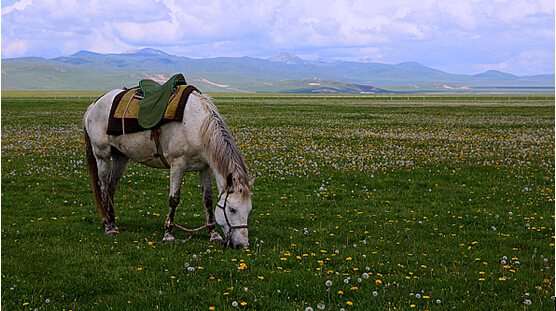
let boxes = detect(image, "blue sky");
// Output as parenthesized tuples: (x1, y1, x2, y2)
(1, 0, 554, 76)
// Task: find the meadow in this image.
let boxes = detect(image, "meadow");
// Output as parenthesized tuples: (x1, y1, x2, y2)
(1, 96, 554, 310)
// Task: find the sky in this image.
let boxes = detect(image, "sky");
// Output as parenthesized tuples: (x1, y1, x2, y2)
(1, 0, 554, 76)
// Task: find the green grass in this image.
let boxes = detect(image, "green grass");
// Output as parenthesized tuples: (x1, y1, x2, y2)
(1, 97, 554, 310)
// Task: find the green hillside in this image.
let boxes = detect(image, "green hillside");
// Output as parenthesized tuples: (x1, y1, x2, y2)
(1, 62, 388, 93)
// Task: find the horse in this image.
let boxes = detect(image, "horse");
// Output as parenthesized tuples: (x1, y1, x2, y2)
(83, 88, 255, 248)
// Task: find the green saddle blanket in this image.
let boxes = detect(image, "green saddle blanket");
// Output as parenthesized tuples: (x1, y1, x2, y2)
(137, 73, 187, 128)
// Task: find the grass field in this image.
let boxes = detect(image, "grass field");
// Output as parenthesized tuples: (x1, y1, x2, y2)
(1, 96, 555, 310)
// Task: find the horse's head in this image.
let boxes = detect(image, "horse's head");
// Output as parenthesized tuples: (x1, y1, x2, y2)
(215, 174, 256, 248)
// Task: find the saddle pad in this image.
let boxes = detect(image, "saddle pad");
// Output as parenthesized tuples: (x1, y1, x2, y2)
(106, 85, 198, 136)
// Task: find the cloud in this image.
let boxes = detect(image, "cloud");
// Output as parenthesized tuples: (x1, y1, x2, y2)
(1, 0, 554, 75)
(311, 18, 341, 36)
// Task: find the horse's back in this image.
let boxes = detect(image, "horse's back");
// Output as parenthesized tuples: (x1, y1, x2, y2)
(83, 89, 123, 150)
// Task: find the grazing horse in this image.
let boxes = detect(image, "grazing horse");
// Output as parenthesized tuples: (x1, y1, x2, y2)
(83, 89, 255, 248)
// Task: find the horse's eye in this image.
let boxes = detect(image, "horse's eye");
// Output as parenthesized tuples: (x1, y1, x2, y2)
(229, 206, 237, 213)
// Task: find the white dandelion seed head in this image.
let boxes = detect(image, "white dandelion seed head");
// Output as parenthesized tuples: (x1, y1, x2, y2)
(232, 301, 238, 307)
(501, 260, 507, 265)
(373, 291, 378, 296)
(358, 278, 362, 283)
(305, 307, 314, 311)
(344, 278, 349, 284)
(524, 299, 532, 305)
(416, 294, 421, 299)
(436, 299, 441, 304)
(325, 280, 332, 287)
(317, 303, 325, 310)
(362, 273, 369, 279)
(184, 262, 190, 268)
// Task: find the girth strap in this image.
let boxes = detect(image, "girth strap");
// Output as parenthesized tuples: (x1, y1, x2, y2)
(150, 126, 170, 169)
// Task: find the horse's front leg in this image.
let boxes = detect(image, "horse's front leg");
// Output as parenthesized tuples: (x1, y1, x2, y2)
(163, 163, 185, 243)
(200, 169, 223, 243)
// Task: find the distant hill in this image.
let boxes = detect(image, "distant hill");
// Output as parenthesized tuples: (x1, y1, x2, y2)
(268, 52, 307, 65)
(2, 49, 554, 92)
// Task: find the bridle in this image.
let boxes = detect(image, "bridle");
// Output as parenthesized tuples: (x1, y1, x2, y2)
(216, 189, 249, 242)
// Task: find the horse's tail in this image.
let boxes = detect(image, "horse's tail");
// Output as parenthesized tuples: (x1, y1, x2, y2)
(83, 120, 108, 222)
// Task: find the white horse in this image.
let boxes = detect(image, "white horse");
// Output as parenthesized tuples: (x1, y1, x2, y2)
(83, 89, 255, 248)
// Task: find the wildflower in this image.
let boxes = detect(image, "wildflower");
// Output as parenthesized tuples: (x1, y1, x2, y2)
(317, 303, 326, 310)
(373, 291, 378, 297)
(358, 278, 362, 283)
(347, 301, 353, 306)
(305, 307, 314, 311)
(362, 273, 369, 279)
(436, 299, 441, 304)
(415, 294, 421, 299)
(325, 280, 332, 287)
(524, 299, 532, 305)
(344, 278, 350, 284)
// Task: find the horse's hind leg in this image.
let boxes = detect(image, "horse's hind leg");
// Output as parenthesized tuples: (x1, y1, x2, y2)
(200, 169, 223, 243)
(106, 148, 129, 234)
(95, 153, 118, 235)
(96, 148, 128, 235)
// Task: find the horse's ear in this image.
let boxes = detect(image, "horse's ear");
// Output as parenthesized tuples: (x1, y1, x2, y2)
(226, 173, 233, 189)
(248, 176, 256, 188)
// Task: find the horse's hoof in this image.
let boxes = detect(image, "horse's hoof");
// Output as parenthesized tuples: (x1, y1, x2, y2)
(162, 233, 175, 243)
(210, 232, 223, 244)
(105, 226, 119, 236)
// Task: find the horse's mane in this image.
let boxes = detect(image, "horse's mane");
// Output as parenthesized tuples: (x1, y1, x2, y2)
(199, 94, 251, 198)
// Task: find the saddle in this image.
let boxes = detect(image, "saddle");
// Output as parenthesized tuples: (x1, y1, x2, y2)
(106, 76, 199, 136)
(138, 73, 187, 128)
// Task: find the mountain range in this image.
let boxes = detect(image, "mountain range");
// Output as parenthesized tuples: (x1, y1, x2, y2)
(2, 48, 554, 93)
